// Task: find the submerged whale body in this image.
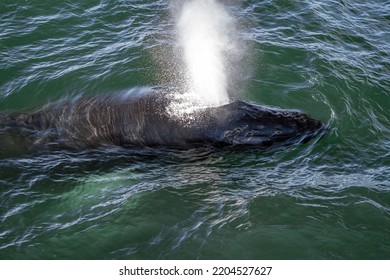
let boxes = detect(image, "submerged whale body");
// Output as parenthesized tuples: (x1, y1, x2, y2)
(0, 88, 324, 154)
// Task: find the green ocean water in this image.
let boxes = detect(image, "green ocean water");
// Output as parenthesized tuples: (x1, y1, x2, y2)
(0, 0, 389, 259)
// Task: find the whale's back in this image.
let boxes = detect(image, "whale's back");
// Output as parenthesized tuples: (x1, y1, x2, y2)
(0, 90, 325, 155)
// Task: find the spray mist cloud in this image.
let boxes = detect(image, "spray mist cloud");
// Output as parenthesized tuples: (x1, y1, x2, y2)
(176, 0, 237, 106)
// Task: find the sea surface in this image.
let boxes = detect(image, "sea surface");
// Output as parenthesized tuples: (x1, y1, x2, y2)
(1, 0, 390, 259)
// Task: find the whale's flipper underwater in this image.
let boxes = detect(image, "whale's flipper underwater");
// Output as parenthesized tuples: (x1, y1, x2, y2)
(0, 88, 325, 155)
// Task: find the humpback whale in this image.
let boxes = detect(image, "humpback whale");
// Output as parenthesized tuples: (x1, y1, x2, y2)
(0, 88, 324, 154)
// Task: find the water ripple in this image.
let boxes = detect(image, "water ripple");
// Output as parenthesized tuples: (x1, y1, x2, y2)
(1, 0, 390, 259)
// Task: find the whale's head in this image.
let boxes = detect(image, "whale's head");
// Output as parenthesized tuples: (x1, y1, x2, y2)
(204, 101, 325, 147)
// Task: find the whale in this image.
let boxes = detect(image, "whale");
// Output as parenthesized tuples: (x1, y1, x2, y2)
(0, 88, 325, 154)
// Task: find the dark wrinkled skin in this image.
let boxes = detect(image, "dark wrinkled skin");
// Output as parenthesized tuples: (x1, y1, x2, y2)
(0, 89, 325, 155)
